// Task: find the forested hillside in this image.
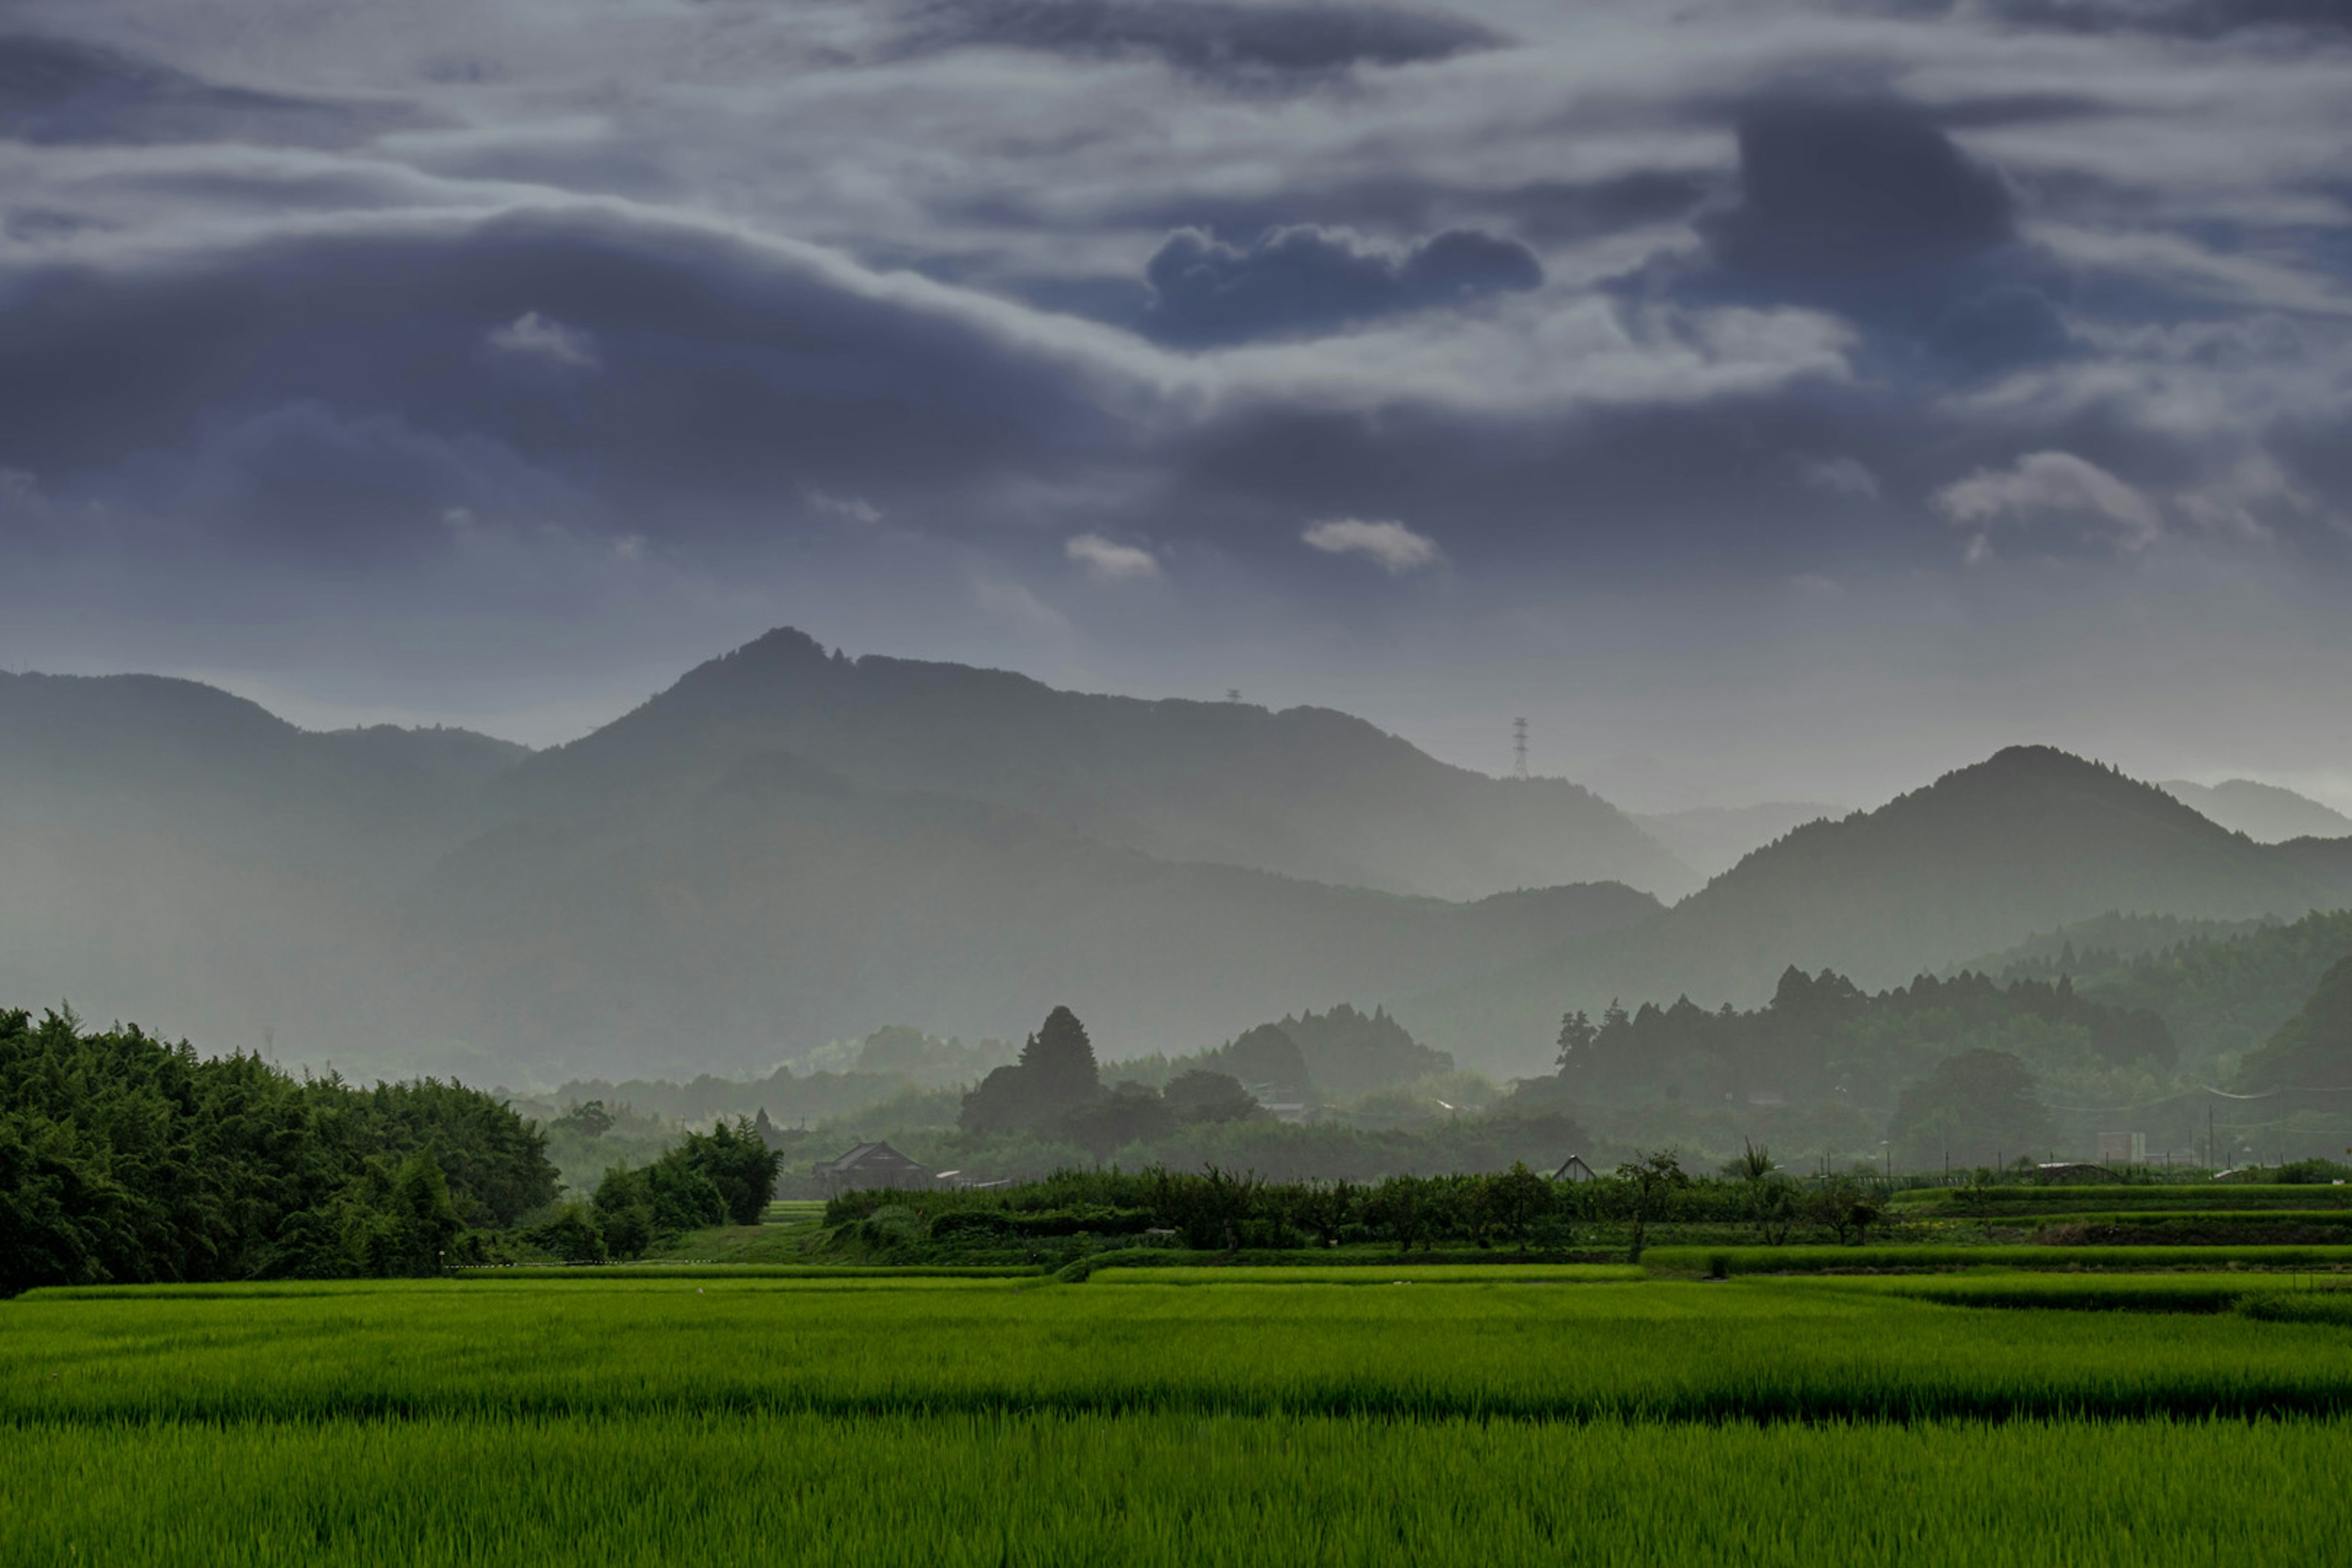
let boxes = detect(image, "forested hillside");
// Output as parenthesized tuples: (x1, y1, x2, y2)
(489, 628, 1692, 900)
(1542, 965, 2172, 1117)
(2161, 780, 2352, 843)
(407, 748, 1662, 1072)
(1406, 749, 2352, 1074)
(2237, 952, 2352, 1093)
(0, 672, 526, 1062)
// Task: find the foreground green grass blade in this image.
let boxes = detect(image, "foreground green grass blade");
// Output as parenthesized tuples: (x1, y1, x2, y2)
(5, 1411, 2349, 1568)
(10, 1275, 2352, 1423)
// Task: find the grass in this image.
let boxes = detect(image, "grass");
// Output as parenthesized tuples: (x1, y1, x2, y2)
(1890, 1185, 2352, 1212)
(1088, 1264, 1646, 1284)
(13, 1272, 2352, 1563)
(1642, 1243, 2352, 1275)
(7, 1410, 2352, 1567)
(12, 1272, 2352, 1423)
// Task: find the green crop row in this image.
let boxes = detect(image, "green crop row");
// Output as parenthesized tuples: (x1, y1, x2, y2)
(1087, 1264, 1645, 1285)
(1642, 1243, 2352, 1276)
(1891, 1185, 2352, 1212)
(1978, 1210, 2352, 1229)
(12, 1272, 2352, 1425)
(7, 1409, 2352, 1568)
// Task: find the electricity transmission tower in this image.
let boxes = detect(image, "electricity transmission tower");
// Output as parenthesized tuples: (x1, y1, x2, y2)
(1512, 717, 1529, 779)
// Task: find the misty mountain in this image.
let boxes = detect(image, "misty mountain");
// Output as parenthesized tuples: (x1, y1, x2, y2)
(2160, 778, 2352, 844)
(2236, 950, 2352, 1094)
(405, 746, 1662, 1075)
(0, 671, 530, 1057)
(488, 628, 1692, 902)
(1409, 747, 2352, 1074)
(1630, 801, 1844, 882)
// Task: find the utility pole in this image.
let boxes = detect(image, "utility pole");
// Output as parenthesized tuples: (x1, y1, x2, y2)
(1512, 717, 1529, 780)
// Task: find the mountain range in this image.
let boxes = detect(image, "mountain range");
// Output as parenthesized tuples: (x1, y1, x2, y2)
(2158, 779, 2352, 844)
(1409, 748, 2352, 1073)
(9, 638, 2352, 1085)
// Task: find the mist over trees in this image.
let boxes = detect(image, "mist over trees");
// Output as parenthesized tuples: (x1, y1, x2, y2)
(1550, 964, 2172, 1111)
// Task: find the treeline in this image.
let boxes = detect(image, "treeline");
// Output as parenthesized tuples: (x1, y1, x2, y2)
(1555, 965, 2174, 1109)
(529, 1120, 779, 1263)
(1, 1007, 559, 1294)
(822, 1151, 1898, 1259)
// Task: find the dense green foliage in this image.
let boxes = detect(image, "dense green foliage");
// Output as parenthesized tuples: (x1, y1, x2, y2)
(1887, 1048, 2052, 1168)
(575, 1118, 783, 1259)
(1553, 965, 2171, 1109)
(0, 1008, 557, 1293)
(10, 1409, 2351, 1568)
(2237, 951, 2352, 1091)
(2078, 910, 2352, 1071)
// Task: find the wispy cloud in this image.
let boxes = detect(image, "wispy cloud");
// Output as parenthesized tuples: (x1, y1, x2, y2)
(1065, 532, 1161, 581)
(1301, 518, 1443, 573)
(1933, 452, 2163, 552)
(484, 311, 598, 369)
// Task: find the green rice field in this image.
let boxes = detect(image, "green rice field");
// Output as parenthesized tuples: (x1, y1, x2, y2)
(9, 1271, 2352, 1564)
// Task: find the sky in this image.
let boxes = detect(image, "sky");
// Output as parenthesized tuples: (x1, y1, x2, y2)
(3, 0, 2351, 812)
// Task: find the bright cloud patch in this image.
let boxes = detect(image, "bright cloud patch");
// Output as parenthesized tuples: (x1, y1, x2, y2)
(1065, 533, 1161, 581)
(1301, 518, 1443, 573)
(485, 311, 598, 370)
(1933, 452, 2163, 551)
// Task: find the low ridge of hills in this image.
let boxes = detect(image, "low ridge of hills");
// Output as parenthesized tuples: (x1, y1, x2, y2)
(0, 671, 529, 1059)
(409, 748, 1662, 1072)
(12, 643, 2352, 1087)
(2160, 778, 2352, 844)
(491, 628, 1695, 902)
(1408, 747, 2352, 1074)
(1630, 801, 1844, 882)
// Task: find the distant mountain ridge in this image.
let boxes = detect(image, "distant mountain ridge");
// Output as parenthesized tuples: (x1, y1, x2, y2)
(2160, 779, 2352, 844)
(412, 734, 1664, 1071)
(0, 671, 529, 1064)
(16, 648, 2352, 1088)
(1631, 801, 1845, 881)
(493, 628, 1693, 902)
(1408, 747, 2352, 1074)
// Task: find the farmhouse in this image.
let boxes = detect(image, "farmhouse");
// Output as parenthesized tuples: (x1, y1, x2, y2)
(812, 1140, 932, 1197)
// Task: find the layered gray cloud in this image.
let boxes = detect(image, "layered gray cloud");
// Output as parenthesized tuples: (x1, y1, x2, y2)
(1141, 224, 1541, 343)
(892, 0, 1503, 80)
(1, 0, 2349, 805)
(0, 31, 422, 147)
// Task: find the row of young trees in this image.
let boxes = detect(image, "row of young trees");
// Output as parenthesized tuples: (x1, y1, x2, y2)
(824, 1147, 1894, 1259)
(0, 1006, 562, 1294)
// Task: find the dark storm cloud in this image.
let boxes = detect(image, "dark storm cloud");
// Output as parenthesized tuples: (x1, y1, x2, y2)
(0, 211, 1136, 557)
(1140, 224, 1541, 344)
(892, 0, 1502, 80)
(1699, 93, 2018, 285)
(1641, 91, 2076, 381)
(0, 32, 422, 147)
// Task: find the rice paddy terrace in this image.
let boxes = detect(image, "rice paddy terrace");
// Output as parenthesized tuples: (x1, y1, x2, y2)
(10, 1174, 2352, 1568)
